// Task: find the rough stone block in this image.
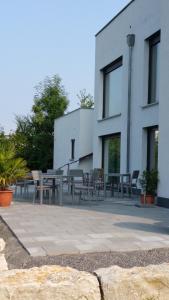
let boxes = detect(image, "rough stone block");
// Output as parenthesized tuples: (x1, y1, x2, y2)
(95, 263, 169, 300)
(0, 265, 100, 300)
(0, 254, 8, 271)
(0, 239, 5, 252)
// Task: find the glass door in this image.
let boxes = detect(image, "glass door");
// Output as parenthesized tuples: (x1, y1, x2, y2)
(147, 127, 159, 171)
(103, 134, 121, 174)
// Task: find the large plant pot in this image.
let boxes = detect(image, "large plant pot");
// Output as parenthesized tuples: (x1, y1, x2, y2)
(0, 190, 13, 207)
(140, 194, 155, 205)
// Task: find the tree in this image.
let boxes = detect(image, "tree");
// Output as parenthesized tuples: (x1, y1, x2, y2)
(12, 115, 34, 167)
(14, 75, 69, 170)
(32, 75, 68, 131)
(77, 89, 94, 108)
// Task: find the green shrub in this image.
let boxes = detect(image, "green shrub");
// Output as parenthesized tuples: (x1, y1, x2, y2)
(0, 138, 28, 190)
(139, 169, 159, 196)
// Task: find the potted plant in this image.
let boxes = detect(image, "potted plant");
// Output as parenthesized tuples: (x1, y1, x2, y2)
(139, 169, 159, 205)
(0, 138, 28, 207)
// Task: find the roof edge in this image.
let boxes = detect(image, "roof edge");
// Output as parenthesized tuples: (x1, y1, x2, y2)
(54, 107, 94, 122)
(79, 153, 93, 161)
(95, 0, 135, 37)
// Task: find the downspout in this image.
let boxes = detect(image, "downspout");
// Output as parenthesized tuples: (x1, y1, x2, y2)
(126, 34, 135, 173)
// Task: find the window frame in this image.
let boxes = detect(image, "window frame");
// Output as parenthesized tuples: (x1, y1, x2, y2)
(102, 57, 123, 119)
(148, 31, 161, 104)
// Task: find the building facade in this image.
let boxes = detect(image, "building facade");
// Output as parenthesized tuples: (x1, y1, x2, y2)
(93, 0, 169, 206)
(54, 108, 93, 174)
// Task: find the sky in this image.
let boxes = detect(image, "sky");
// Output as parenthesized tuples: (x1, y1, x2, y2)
(0, 0, 130, 133)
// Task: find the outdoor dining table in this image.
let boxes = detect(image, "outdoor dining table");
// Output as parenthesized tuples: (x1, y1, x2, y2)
(39, 174, 63, 206)
(104, 173, 131, 198)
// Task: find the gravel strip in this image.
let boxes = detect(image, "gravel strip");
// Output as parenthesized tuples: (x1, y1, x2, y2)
(1, 218, 169, 272)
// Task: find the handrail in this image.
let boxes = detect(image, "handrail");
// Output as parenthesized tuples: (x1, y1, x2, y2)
(58, 159, 79, 170)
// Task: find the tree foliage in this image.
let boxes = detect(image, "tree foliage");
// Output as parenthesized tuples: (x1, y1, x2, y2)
(77, 89, 94, 108)
(32, 76, 68, 131)
(13, 75, 69, 171)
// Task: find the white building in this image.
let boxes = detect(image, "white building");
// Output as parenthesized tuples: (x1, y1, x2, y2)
(54, 108, 93, 174)
(93, 0, 169, 207)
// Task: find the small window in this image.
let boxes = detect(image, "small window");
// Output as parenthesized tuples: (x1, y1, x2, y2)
(71, 139, 75, 160)
(103, 57, 123, 118)
(148, 31, 160, 104)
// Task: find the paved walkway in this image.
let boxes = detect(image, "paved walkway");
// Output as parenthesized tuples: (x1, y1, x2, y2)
(1, 199, 169, 256)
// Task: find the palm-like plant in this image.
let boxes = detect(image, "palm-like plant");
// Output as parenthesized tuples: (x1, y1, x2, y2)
(139, 169, 158, 196)
(0, 139, 28, 190)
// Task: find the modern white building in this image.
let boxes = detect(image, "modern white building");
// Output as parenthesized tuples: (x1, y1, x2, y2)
(93, 0, 169, 207)
(54, 108, 93, 174)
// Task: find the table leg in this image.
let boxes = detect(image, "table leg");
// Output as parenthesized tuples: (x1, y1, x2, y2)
(23, 180, 26, 198)
(52, 178, 55, 201)
(72, 183, 75, 204)
(121, 175, 123, 198)
(59, 178, 63, 206)
(40, 178, 43, 205)
(104, 175, 106, 198)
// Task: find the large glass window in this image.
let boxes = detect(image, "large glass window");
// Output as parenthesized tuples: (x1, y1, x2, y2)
(147, 127, 159, 171)
(148, 32, 160, 104)
(103, 134, 121, 174)
(103, 58, 123, 118)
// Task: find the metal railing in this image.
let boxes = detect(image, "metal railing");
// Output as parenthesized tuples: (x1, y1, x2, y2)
(58, 159, 79, 173)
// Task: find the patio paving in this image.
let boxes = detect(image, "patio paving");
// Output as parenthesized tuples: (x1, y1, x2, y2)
(1, 198, 169, 257)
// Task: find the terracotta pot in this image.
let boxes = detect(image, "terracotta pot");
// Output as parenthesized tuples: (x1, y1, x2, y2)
(0, 190, 13, 207)
(140, 194, 155, 205)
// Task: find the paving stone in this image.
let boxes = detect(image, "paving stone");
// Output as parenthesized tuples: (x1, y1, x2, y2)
(137, 236, 165, 242)
(76, 243, 110, 253)
(88, 233, 114, 239)
(12, 229, 26, 234)
(43, 244, 80, 255)
(35, 236, 57, 242)
(135, 241, 166, 250)
(27, 247, 46, 257)
(162, 240, 169, 245)
(20, 237, 36, 243)
(1, 200, 169, 257)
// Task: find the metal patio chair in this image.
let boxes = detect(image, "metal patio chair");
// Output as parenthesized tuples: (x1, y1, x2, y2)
(31, 170, 53, 204)
(67, 169, 95, 204)
(122, 170, 140, 197)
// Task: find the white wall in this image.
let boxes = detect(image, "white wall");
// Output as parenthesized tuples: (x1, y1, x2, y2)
(54, 109, 80, 171)
(93, 0, 160, 175)
(79, 156, 93, 173)
(158, 0, 169, 199)
(79, 109, 93, 158)
(54, 109, 93, 174)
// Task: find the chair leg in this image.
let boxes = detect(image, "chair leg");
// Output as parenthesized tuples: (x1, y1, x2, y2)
(49, 189, 52, 205)
(130, 187, 133, 198)
(53, 188, 58, 205)
(15, 186, 17, 197)
(72, 185, 75, 204)
(94, 189, 97, 203)
(79, 191, 82, 204)
(127, 186, 131, 198)
(117, 184, 120, 198)
(33, 187, 36, 204)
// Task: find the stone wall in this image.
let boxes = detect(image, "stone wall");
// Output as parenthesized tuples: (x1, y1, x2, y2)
(0, 238, 169, 299)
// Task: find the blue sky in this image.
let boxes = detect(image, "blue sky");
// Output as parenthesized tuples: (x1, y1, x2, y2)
(0, 0, 130, 133)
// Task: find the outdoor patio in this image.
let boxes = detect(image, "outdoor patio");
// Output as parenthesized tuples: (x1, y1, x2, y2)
(1, 197, 169, 257)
